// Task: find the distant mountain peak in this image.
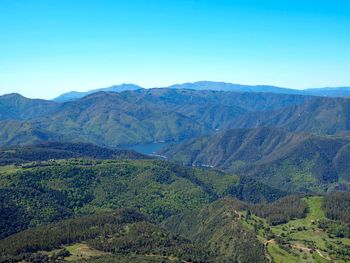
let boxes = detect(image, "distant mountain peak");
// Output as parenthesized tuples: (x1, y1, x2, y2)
(1, 93, 26, 99)
(53, 83, 143, 102)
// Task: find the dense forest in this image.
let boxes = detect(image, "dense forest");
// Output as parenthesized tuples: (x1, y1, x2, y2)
(0, 209, 213, 262)
(0, 157, 290, 240)
(250, 195, 308, 225)
(163, 198, 268, 263)
(318, 192, 350, 239)
(0, 209, 146, 255)
(323, 191, 350, 224)
(0, 142, 147, 165)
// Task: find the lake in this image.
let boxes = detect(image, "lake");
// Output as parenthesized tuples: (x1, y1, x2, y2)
(118, 142, 170, 155)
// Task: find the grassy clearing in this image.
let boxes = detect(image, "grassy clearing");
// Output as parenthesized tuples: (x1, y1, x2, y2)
(268, 196, 349, 262)
(0, 165, 21, 176)
(312, 252, 332, 263)
(267, 242, 299, 263)
(274, 197, 331, 250)
(65, 243, 109, 261)
(0, 165, 23, 187)
(243, 196, 349, 262)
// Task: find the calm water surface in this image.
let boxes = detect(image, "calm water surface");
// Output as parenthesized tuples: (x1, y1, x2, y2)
(118, 142, 170, 155)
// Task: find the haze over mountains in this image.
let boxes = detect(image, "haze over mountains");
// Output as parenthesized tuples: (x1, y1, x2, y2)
(52, 81, 350, 102)
(53, 84, 142, 102)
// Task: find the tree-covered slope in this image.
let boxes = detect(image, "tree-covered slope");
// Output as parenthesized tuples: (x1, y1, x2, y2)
(0, 209, 214, 263)
(0, 89, 311, 147)
(162, 127, 350, 192)
(2, 193, 349, 262)
(0, 93, 59, 120)
(232, 96, 350, 135)
(165, 194, 350, 263)
(323, 191, 350, 224)
(0, 159, 233, 238)
(2, 89, 350, 147)
(0, 142, 147, 165)
(0, 91, 212, 147)
(163, 198, 268, 263)
(0, 157, 288, 239)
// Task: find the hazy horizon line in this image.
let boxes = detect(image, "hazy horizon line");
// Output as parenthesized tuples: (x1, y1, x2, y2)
(1, 80, 350, 100)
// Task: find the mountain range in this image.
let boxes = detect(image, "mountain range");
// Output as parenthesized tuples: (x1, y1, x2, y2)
(52, 81, 350, 102)
(53, 84, 142, 102)
(3, 87, 350, 194)
(1, 83, 350, 262)
(1, 88, 350, 148)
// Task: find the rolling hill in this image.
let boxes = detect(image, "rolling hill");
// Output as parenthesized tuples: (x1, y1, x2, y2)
(0, 142, 148, 165)
(163, 198, 267, 263)
(0, 209, 214, 262)
(0, 155, 288, 240)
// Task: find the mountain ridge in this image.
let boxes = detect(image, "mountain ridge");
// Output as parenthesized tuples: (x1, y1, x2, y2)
(2, 89, 350, 147)
(161, 127, 350, 192)
(51, 81, 350, 102)
(53, 84, 143, 102)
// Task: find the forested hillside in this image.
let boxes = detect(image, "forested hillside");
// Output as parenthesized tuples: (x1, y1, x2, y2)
(0, 142, 147, 165)
(1, 158, 283, 239)
(162, 127, 350, 192)
(3, 89, 350, 147)
(1, 155, 349, 263)
(0, 209, 213, 262)
(163, 198, 267, 263)
(164, 195, 350, 263)
(0, 93, 59, 120)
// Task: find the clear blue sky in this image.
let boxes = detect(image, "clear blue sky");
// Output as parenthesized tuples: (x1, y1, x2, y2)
(0, 0, 349, 99)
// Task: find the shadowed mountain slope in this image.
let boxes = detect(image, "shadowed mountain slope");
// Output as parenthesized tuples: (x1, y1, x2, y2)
(162, 127, 350, 192)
